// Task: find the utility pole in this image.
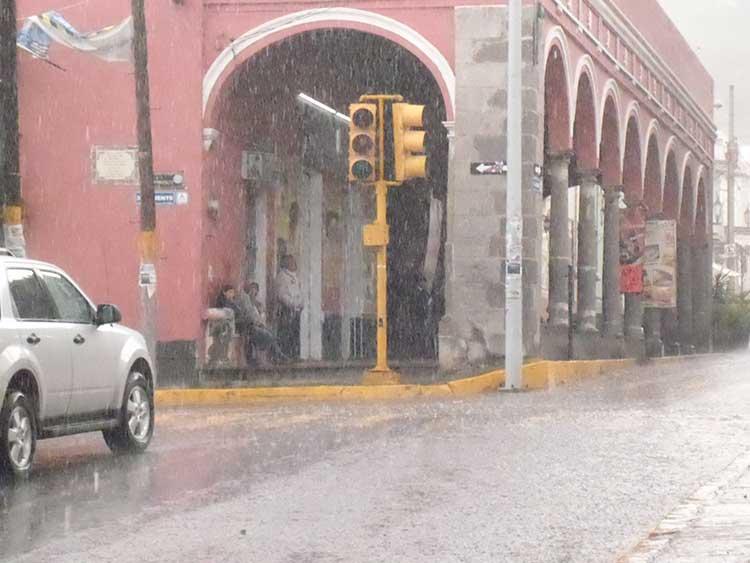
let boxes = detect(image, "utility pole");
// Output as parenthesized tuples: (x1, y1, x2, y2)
(726, 84, 738, 289)
(0, 0, 26, 257)
(504, 0, 523, 389)
(131, 0, 158, 361)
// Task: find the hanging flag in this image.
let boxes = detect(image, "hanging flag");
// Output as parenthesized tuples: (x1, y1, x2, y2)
(17, 11, 133, 63)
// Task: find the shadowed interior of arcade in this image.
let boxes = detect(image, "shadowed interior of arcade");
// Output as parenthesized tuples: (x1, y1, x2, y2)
(203, 29, 449, 368)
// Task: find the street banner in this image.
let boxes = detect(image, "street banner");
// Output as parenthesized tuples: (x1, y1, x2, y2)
(17, 12, 133, 63)
(643, 219, 677, 308)
(619, 204, 646, 293)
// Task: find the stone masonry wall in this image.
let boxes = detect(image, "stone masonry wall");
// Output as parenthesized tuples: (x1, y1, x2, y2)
(439, 5, 543, 369)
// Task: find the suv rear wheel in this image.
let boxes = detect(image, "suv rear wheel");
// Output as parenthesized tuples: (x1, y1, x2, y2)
(103, 371, 153, 454)
(0, 391, 37, 478)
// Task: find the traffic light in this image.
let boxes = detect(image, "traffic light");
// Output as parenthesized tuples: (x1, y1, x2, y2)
(348, 103, 378, 182)
(392, 103, 427, 181)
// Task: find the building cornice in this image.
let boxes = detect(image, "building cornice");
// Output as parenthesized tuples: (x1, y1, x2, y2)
(552, 0, 714, 163)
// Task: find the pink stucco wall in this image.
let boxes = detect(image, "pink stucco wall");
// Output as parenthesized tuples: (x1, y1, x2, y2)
(17, 0, 205, 343)
(611, 0, 714, 116)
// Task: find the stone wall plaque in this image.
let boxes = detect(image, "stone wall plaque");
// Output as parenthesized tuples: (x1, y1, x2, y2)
(92, 146, 139, 184)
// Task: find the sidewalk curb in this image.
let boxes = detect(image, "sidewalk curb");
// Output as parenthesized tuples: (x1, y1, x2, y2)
(154, 355, 703, 408)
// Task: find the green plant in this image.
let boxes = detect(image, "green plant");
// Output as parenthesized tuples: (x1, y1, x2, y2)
(713, 274, 750, 350)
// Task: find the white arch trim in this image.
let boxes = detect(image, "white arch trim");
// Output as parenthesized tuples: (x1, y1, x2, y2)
(598, 79, 622, 162)
(202, 8, 456, 118)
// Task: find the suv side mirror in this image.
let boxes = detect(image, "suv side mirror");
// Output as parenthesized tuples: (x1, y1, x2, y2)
(95, 304, 122, 326)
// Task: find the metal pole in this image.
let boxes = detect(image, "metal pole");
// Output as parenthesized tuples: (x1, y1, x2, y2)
(727, 85, 737, 285)
(131, 0, 158, 361)
(0, 0, 26, 257)
(360, 94, 401, 385)
(504, 0, 523, 389)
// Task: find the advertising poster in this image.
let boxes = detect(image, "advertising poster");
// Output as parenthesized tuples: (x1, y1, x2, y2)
(619, 204, 646, 293)
(643, 220, 677, 308)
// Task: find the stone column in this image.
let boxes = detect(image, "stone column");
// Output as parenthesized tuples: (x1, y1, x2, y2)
(547, 151, 574, 327)
(644, 308, 664, 357)
(576, 169, 601, 333)
(677, 226, 694, 353)
(692, 233, 711, 353)
(602, 185, 623, 336)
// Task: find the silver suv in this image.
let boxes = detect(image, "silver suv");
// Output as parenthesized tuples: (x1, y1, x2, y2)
(0, 253, 155, 478)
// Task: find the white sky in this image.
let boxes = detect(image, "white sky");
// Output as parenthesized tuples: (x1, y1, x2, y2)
(658, 0, 750, 142)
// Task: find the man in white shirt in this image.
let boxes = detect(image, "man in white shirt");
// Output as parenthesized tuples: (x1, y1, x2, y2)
(275, 254, 303, 359)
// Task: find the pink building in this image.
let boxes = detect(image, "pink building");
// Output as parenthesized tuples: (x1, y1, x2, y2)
(12, 0, 714, 384)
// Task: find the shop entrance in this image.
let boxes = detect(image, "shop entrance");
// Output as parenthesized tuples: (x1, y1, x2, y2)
(208, 29, 449, 362)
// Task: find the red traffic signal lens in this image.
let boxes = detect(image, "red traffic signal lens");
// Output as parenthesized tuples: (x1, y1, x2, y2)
(351, 160, 373, 180)
(351, 108, 375, 129)
(352, 134, 374, 154)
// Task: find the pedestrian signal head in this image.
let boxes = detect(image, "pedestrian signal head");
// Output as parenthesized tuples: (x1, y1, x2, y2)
(349, 104, 377, 182)
(392, 103, 427, 182)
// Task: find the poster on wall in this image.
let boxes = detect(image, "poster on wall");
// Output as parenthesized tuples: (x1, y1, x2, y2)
(619, 204, 646, 293)
(643, 219, 677, 308)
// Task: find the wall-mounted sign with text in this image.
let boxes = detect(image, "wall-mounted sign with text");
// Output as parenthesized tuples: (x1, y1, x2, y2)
(92, 146, 139, 184)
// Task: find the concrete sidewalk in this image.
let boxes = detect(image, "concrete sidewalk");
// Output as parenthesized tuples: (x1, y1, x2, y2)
(623, 448, 750, 562)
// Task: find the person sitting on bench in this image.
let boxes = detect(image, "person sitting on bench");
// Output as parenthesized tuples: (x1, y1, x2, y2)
(237, 281, 287, 364)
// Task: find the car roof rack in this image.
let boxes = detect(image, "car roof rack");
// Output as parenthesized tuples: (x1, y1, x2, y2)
(0, 248, 16, 257)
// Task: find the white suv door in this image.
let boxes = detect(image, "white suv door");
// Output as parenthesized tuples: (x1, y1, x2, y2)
(38, 269, 117, 418)
(6, 268, 74, 421)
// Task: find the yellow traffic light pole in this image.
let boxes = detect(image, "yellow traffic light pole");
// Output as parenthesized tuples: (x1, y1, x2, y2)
(360, 94, 403, 385)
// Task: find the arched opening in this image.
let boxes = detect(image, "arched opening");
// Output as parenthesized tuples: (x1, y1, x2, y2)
(662, 151, 680, 220)
(572, 73, 597, 170)
(643, 134, 662, 214)
(679, 165, 695, 229)
(622, 116, 642, 203)
(677, 166, 695, 350)
(693, 177, 710, 351)
(544, 46, 571, 155)
(204, 29, 449, 363)
(599, 96, 621, 186)
(542, 44, 571, 331)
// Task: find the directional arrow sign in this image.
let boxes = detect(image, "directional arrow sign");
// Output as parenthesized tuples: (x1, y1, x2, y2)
(470, 161, 506, 175)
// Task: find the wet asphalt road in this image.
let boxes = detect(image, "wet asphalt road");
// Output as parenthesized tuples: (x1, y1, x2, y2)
(2, 353, 750, 562)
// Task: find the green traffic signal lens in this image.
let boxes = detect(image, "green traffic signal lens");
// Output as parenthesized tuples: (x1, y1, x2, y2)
(352, 108, 375, 129)
(352, 134, 374, 154)
(351, 160, 373, 180)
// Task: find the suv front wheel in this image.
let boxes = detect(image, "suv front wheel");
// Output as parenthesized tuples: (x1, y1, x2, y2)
(103, 371, 153, 454)
(0, 391, 37, 478)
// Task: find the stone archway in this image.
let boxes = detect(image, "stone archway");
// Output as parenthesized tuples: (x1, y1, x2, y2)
(542, 41, 574, 358)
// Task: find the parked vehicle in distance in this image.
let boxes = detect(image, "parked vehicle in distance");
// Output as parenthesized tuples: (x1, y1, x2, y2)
(0, 251, 155, 478)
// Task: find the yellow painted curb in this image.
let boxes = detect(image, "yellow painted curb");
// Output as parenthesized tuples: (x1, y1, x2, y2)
(154, 354, 707, 407)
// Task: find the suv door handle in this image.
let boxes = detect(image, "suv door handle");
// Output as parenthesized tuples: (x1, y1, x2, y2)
(73, 334, 85, 345)
(26, 334, 40, 345)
